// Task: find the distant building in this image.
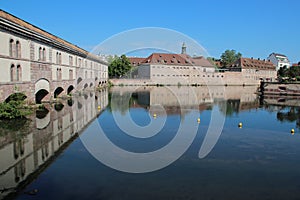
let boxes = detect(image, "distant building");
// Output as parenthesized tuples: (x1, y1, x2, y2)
(230, 57, 277, 81)
(267, 53, 290, 71)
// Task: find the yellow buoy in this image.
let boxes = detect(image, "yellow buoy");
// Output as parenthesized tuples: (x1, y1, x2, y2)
(238, 122, 243, 128)
(98, 106, 101, 110)
(153, 113, 157, 118)
(197, 118, 201, 123)
(291, 129, 295, 135)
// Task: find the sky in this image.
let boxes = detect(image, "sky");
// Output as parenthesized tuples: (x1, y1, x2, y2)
(1, 0, 299, 62)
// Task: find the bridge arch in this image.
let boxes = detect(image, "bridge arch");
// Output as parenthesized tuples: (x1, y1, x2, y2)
(67, 85, 75, 95)
(35, 79, 50, 104)
(54, 87, 64, 98)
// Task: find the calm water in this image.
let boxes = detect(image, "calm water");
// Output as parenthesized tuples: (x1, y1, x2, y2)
(1, 86, 300, 200)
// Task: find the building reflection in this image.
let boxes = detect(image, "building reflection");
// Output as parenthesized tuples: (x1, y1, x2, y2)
(0, 88, 108, 200)
(109, 86, 260, 116)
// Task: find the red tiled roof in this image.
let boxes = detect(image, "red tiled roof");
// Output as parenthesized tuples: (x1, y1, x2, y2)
(134, 53, 214, 67)
(128, 57, 146, 66)
(232, 58, 276, 70)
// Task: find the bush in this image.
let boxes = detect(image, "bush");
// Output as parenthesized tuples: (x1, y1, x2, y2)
(0, 94, 31, 119)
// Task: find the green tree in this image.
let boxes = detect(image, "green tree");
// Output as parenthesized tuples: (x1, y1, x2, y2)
(220, 49, 242, 67)
(108, 55, 132, 78)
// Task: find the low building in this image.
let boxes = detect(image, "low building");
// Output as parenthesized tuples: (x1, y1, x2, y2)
(267, 53, 290, 71)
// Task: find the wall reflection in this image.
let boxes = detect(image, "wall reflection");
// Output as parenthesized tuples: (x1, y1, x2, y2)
(109, 86, 260, 116)
(0, 88, 108, 200)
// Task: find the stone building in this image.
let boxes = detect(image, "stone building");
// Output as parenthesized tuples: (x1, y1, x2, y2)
(0, 10, 108, 103)
(126, 45, 277, 86)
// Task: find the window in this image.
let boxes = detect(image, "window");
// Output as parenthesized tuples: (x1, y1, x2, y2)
(39, 47, 42, 61)
(9, 39, 14, 57)
(42, 48, 46, 61)
(69, 56, 73, 66)
(16, 41, 21, 58)
(69, 69, 73, 80)
(57, 68, 62, 80)
(16, 65, 21, 81)
(56, 52, 62, 64)
(10, 64, 15, 81)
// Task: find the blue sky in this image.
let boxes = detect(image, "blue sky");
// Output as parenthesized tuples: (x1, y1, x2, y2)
(1, 0, 299, 62)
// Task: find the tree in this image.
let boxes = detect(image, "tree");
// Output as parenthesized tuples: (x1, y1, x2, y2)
(220, 49, 242, 67)
(108, 55, 132, 78)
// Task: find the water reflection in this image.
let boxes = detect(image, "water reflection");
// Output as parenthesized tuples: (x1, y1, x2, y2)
(109, 85, 259, 117)
(0, 88, 108, 200)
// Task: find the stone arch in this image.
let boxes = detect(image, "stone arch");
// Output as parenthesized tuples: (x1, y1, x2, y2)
(35, 79, 50, 104)
(54, 87, 64, 98)
(67, 85, 75, 95)
(77, 77, 83, 84)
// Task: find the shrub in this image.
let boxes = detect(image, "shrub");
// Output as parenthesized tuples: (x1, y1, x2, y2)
(0, 93, 31, 119)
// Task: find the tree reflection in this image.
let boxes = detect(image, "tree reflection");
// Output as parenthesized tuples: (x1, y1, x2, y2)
(218, 99, 240, 116)
(108, 92, 134, 115)
(277, 107, 300, 128)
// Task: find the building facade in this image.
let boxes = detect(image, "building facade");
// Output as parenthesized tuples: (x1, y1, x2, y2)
(267, 53, 290, 71)
(127, 52, 277, 86)
(0, 10, 108, 103)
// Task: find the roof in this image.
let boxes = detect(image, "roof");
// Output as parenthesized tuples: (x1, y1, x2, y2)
(0, 9, 105, 63)
(134, 53, 214, 67)
(231, 57, 276, 70)
(269, 52, 288, 58)
(128, 57, 146, 66)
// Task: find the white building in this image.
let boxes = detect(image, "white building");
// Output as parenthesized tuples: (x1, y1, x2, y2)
(267, 53, 290, 71)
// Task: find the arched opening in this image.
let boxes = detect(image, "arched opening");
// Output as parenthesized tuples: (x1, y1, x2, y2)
(54, 87, 64, 98)
(16, 65, 21, 81)
(67, 85, 74, 94)
(77, 77, 82, 84)
(39, 47, 42, 61)
(16, 41, 21, 58)
(5, 93, 27, 103)
(10, 64, 15, 81)
(90, 83, 93, 87)
(35, 89, 49, 104)
(9, 39, 14, 57)
(35, 79, 50, 104)
(42, 48, 46, 61)
(84, 83, 88, 89)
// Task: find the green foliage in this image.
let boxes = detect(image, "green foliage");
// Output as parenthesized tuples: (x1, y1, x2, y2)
(108, 55, 132, 78)
(0, 93, 31, 119)
(278, 66, 300, 81)
(220, 49, 242, 67)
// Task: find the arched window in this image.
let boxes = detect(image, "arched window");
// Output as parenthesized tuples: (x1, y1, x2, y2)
(16, 65, 21, 81)
(16, 41, 21, 58)
(42, 48, 46, 61)
(59, 53, 62, 64)
(39, 47, 42, 61)
(9, 39, 14, 57)
(10, 64, 15, 81)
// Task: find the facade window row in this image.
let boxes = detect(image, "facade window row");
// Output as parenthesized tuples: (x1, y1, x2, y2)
(39, 47, 46, 61)
(9, 39, 21, 58)
(10, 64, 22, 82)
